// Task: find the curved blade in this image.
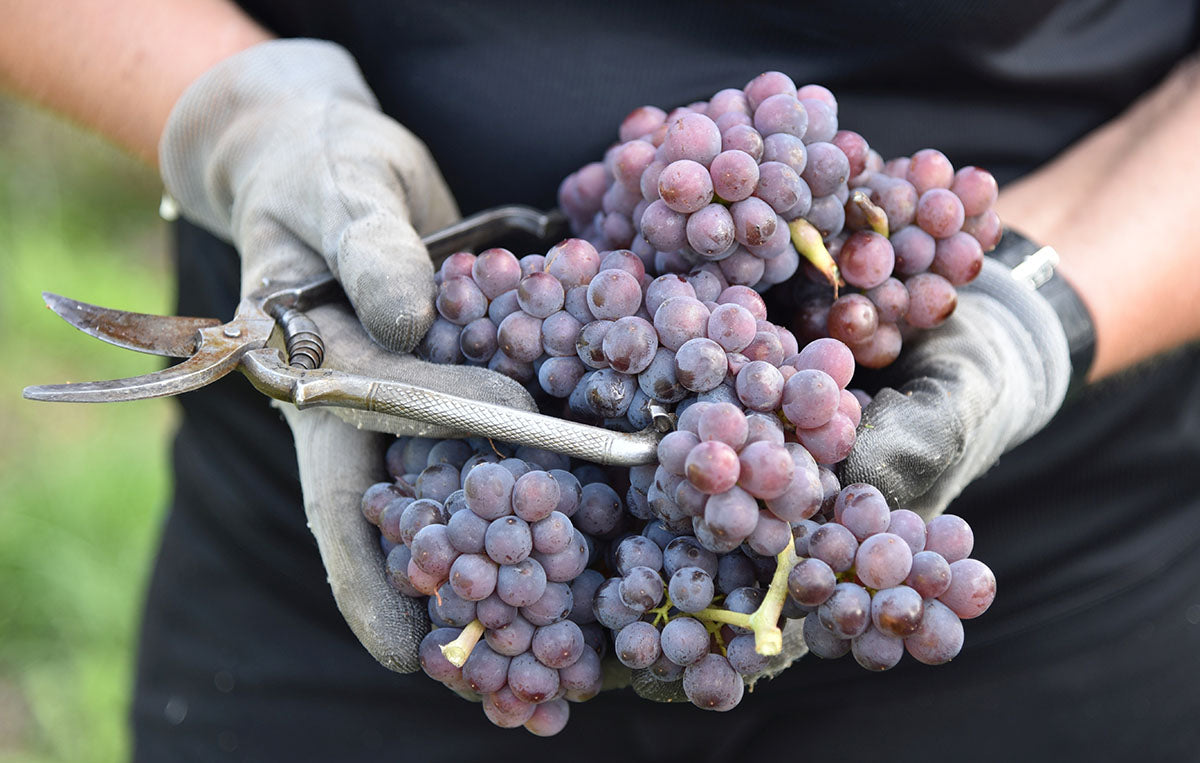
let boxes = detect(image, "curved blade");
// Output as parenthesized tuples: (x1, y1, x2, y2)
(23, 338, 247, 403)
(42, 292, 221, 358)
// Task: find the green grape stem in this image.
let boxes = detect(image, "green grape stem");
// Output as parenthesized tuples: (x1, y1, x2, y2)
(440, 619, 485, 667)
(694, 535, 800, 656)
(789, 218, 843, 294)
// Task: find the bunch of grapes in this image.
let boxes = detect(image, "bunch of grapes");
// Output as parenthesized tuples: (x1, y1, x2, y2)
(557, 70, 1002, 370)
(788, 483, 996, 670)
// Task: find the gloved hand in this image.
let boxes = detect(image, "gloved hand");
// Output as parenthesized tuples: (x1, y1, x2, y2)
(160, 39, 536, 672)
(839, 234, 1093, 518)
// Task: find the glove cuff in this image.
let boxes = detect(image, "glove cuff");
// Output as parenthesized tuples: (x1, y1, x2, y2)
(159, 38, 378, 239)
(989, 229, 1096, 394)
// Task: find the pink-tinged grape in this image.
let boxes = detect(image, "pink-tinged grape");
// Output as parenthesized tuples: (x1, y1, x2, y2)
(730, 197, 778, 247)
(888, 509, 928, 554)
(782, 368, 839, 429)
(827, 293, 879, 345)
(676, 401, 712, 435)
(805, 194, 845, 238)
(587, 268, 643, 320)
(852, 625, 904, 671)
(612, 139, 657, 193)
(884, 156, 911, 177)
(720, 125, 765, 163)
(540, 311, 582, 358)
(905, 272, 958, 329)
(575, 320, 612, 369)
(497, 310, 543, 363)
(925, 514, 974, 562)
(962, 208, 1002, 251)
(788, 557, 837, 606)
(741, 330, 784, 366)
(790, 337, 855, 389)
(686, 265, 726, 302)
(836, 483, 890, 539)
(737, 441, 794, 500)
(449, 552, 499, 602)
(746, 510, 791, 555)
(754, 161, 804, 213)
(661, 112, 723, 166)
(818, 582, 872, 638)
(436, 276, 487, 325)
(871, 585, 925, 638)
(838, 230, 895, 289)
(640, 158, 668, 202)
(654, 296, 711, 351)
(602, 315, 658, 374)
(457, 317, 497, 363)
(906, 148, 954, 194)
(405, 557, 443, 596)
(438, 251, 476, 283)
(675, 337, 728, 392)
(798, 98, 837, 143)
(620, 105, 667, 142)
(916, 188, 965, 238)
(762, 132, 807, 175)
(869, 176, 919, 231)
(600, 249, 647, 280)
(487, 288, 521, 325)
(940, 559, 997, 619)
(685, 440, 741, 494)
(905, 599, 964, 665)
(362, 483, 406, 525)
(708, 302, 757, 352)
(765, 461, 822, 522)
(932, 231, 984, 285)
(545, 238, 600, 290)
(951, 165, 998, 217)
(796, 83, 836, 111)
(692, 515, 743, 553)
(906, 550, 953, 599)
(417, 318, 463, 365)
(645, 274, 697, 317)
(658, 430, 701, 476)
(718, 248, 766, 287)
(639, 347, 688, 403)
(524, 699, 570, 737)
(850, 321, 902, 370)
(754, 92, 808, 138)
(866, 277, 909, 323)
(519, 253, 546, 278)
(800, 141, 849, 196)
(511, 471, 561, 523)
(803, 610, 851, 659)
(697, 402, 748, 450)
(471, 248, 522, 300)
(809, 521, 858, 573)
(744, 71, 797, 110)
(717, 285, 767, 320)
(832, 130, 869, 178)
(715, 111, 752, 132)
(796, 413, 856, 464)
(516, 272, 565, 319)
(735, 360, 785, 411)
(707, 88, 750, 121)
(855, 533, 914, 589)
(686, 203, 736, 256)
(530, 511, 573, 555)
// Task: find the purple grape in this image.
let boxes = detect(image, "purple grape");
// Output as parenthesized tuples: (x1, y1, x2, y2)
(810, 522, 858, 572)
(448, 552, 499, 601)
(905, 272, 958, 328)
(916, 188, 965, 238)
(481, 686, 535, 728)
(593, 577, 640, 630)
(538, 355, 587, 398)
(417, 318, 464, 365)
(925, 514, 974, 562)
(827, 293, 879, 346)
(522, 581, 574, 626)
(669, 566, 716, 613)
(754, 161, 804, 213)
(472, 248, 522, 300)
(661, 112, 722, 167)
(709, 149, 760, 202)
(702, 485, 758, 542)
(905, 599, 964, 665)
(675, 337, 728, 392)
(852, 625, 904, 671)
(803, 608, 851, 659)
(818, 582, 872, 638)
(644, 274, 697, 317)
(587, 268, 643, 320)
(906, 148, 954, 194)
(436, 276, 487, 325)
(734, 360, 785, 411)
(939, 558, 996, 619)
(614, 620, 662, 669)
(659, 159, 715, 214)
(602, 316, 658, 374)
(872, 585, 925, 637)
(789, 557, 837, 606)
(462, 642, 511, 693)
(496, 310, 543, 363)
(686, 203, 737, 257)
(932, 231, 984, 285)
(746, 510, 791, 556)
(663, 536, 719, 579)
(781, 368, 839, 429)
(545, 238, 600, 290)
(737, 441, 794, 500)
(661, 616, 710, 666)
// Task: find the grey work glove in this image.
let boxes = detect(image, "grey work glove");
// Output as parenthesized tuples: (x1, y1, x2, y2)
(160, 39, 536, 672)
(840, 240, 1091, 519)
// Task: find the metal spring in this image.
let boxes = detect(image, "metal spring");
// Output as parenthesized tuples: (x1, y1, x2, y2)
(279, 308, 325, 369)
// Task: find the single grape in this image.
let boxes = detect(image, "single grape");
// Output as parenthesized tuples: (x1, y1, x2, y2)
(670, 566, 716, 613)
(472, 248, 522, 300)
(904, 599, 964, 665)
(593, 577, 641, 630)
(803, 611, 851, 659)
(614, 620, 662, 669)
(838, 230, 895, 289)
(754, 161, 804, 213)
(654, 297, 711, 352)
(872, 585, 925, 637)
(462, 642, 511, 693)
(939, 558, 997, 619)
(486, 614, 536, 656)
(419, 627, 465, 683)
(906, 148, 955, 194)
(436, 276, 488, 326)
(507, 652, 560, 704)
(809, 522, 858, 572)
(818, 582, 872, 638)
(524, 699, 570, 737)
(788, 557, 837, 606)
(932, 231, 984, 285)
(683, 654, 744, 711)
(496, 558, 548, 608)
(852, 625, 905, 671)
(916, 187, 965, 238)
(737, 441, 794, 500)
(675, 337, 728, 392)
(827, 293, 879, 346)
(522, 581, 574, 626)
(481, 686, 536, 729)
(925, 514, 974, 562)
(709, 149, 760, 202)
(663, 536, 719, 579)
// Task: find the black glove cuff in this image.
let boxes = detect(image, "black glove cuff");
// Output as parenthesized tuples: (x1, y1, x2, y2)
(989, 229, 1096, 394)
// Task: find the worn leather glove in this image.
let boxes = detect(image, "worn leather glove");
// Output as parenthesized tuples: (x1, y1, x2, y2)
(840, 234, 1093, 518)
(160, 39, 536, 673)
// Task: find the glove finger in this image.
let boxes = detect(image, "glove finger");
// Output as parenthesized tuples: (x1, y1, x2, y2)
(281, 405, 429, 673)
(235, 224, 331, 300)
(325, 102, 460, 353)
(308, 304, 539, 437)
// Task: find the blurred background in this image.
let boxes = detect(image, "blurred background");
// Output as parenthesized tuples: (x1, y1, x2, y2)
(1, 96, 174, 762)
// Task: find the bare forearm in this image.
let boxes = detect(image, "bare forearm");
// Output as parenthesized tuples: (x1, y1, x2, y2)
(998, 56, 1200, 381)
(0, 0, 272, 166)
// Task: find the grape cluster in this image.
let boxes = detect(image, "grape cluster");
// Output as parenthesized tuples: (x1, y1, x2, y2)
(557, 70, 1002, 370)
(788, 483, 996, 670)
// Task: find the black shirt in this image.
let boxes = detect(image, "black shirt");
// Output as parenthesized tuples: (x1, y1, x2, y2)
(133, 2, 1200, 761)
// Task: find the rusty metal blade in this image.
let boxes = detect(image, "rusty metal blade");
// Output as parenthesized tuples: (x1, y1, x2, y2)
(22, 339, 247, 403)
(42, 292, 221, 358)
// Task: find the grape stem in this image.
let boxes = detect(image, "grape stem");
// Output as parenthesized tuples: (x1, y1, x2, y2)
(439, 619, 485, 667)
(789, 219, 843, 295)
(694, 535, 799, 656)
(849, 190, 889, 238)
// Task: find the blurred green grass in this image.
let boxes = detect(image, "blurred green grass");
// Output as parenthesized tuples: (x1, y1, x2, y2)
(0, 98, 173, 762)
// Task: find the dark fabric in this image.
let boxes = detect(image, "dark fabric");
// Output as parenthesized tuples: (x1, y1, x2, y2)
(133, 1, 1200, 760)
